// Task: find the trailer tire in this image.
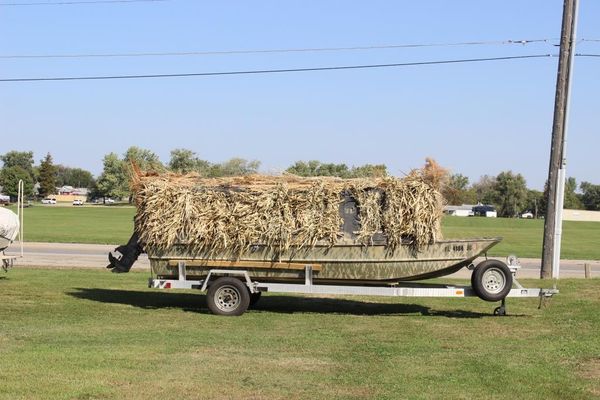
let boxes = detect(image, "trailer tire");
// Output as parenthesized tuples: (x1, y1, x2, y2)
(249, 291, 262, 307)
(207, 277, 250, 316)
(471, 260, 513, 302)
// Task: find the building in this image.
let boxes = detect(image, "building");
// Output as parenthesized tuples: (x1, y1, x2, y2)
(55, 186, 89, 203)
(443, 205, 475, 217)
(562, 209, 600, 222)
(443, 204, 497, 218)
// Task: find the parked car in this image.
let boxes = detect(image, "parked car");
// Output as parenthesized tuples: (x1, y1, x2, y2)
(72, 199, 84, 206)
(41, 198, 57, 205)
(521, 211, 534, 219)
(472, 205, 497, 217)
(105, 198, 115, 204)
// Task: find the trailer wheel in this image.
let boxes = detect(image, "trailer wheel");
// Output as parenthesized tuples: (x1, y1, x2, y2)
(249, 291, 262, 307)
(207, 277, 250, 316)
(471, 260, 513, 302)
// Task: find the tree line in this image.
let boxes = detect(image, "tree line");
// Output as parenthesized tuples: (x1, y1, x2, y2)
(442, 172, 599, 217)
(1, 148, 599, 215)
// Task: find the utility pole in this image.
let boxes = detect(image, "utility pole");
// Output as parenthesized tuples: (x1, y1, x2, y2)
(541, 0, 579, 279)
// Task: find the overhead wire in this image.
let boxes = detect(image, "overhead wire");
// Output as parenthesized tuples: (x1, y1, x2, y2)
(0, 54, 554, 83)
(0, 0, 167, 5)
(0, 38, 555, 59)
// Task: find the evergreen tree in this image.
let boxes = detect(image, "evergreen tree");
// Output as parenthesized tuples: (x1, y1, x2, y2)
(38, 153, 57, 197)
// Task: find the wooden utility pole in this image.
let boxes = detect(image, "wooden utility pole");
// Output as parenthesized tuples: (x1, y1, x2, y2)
(541, 0, 579, 279)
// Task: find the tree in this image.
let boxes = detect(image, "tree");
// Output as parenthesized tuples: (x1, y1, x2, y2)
(286, 161, 322, 177)
(492, 171, 528, 217)
(564, 177, 583, 210)
(471, 175, 497, 205)
(349, 164, 388, 178)
(286, 161, 387, 178)
(169, 148, 197, 174)
(123, 146, 163, 171)
(209, 158, 260, 177)
(442, 173, 470, 205)
(0, 166, 34, 199)
(580, 182, 600, 211)
(168, 148, 211, 175)
(0, 151, 35, 182)
(96, 153, 129, 201)
(525, 189, 543, 218)
(38, 153, 57, 198)
(55, 165, 95, 188)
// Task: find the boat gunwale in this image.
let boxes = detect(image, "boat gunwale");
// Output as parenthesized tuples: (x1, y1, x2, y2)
(146, 237, 502, 263)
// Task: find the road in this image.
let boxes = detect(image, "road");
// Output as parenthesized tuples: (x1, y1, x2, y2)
(4, 242, 600, 279)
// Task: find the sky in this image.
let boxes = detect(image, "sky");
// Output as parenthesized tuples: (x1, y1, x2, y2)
(1, 0, 599, 190)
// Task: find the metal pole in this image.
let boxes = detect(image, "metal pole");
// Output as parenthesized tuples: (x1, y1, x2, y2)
(18, 179, 24, 258)
(541, 0, 578, 279)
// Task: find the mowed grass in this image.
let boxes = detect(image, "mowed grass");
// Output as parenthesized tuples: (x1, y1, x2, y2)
(442, 216, 600, 260)
(0, 268, 599, 399)
(9, 205, 600, 259)
(15, 205, 136, 245)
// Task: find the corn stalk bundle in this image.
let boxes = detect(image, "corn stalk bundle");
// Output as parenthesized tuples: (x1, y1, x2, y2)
(132, 168, 443, 257)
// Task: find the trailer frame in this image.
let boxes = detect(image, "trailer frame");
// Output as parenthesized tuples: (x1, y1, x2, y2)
(148, 257, 558, 316)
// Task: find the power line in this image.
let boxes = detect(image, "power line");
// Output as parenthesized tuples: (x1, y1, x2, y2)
(576, 53, 600, 57)
(0, 54, 554, 83)
(0, 0, 167, 6)
(0, 39, 554, 60)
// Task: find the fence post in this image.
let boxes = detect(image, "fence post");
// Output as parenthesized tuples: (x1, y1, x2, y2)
(584, 263, 591, 279)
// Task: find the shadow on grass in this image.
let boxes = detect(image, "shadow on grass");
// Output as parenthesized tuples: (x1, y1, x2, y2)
(68, 288, 504, 318)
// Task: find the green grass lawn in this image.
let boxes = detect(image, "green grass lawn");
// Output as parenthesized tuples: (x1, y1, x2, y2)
(442, 216, 600, 260)
(9, 205, 600, 259)
(16, 205, 136, 245)
(0, 268, 598, 399)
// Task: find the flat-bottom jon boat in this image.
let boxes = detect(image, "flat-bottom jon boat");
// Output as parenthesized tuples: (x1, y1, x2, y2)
(146, 237, 502, 283)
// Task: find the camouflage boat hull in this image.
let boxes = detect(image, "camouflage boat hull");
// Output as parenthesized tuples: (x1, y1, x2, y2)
(148, 237, 501, 283)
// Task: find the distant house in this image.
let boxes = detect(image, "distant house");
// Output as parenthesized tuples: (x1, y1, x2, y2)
(443, 205, 475, 217)
(55, 186, 89, 203)
(443, 204, 497, 218)
(58, 186, 88, 196)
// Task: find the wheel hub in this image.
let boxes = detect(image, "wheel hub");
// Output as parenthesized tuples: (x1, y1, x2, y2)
(482, 268, 506, 294)
(215, 286, 240, 311)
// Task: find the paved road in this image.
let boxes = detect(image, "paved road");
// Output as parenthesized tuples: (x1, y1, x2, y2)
(4, 242, 599, 279)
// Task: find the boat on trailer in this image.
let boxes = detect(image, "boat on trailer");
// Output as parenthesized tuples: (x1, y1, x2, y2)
(108, 233, 557, 316)
(146, 237, 501, 283)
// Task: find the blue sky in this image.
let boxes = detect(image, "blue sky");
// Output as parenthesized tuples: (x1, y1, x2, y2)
(1, 0, 599, 189)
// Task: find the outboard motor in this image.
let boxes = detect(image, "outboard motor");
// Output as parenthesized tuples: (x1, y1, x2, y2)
(107, 231, 144, 273)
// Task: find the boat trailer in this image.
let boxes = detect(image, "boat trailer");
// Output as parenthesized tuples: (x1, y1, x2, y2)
(148, 256, 558, 317)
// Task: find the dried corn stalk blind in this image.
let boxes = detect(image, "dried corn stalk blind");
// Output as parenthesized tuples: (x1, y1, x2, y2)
(133, 170, 443, 257)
